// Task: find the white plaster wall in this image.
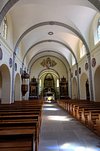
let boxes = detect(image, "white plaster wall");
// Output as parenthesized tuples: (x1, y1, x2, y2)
(80, 73, 88, 100)
(0, 37, 13, 103)
(0, 64, 11, 104)
(0, 34, 23, 102)
(0, 13, 14, 50)
(72, 77, 78, 99)
(89, 13, 100, 49)
(94, 66, 100, 101)
(14, 73, 21, 101)
(91, 42, 100, 101)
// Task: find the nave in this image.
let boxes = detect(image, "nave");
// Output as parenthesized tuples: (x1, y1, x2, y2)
(39, 103, 100, 151)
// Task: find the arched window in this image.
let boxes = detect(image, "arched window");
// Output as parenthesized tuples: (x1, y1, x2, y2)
(72, 55, 75, 65)
(3, 17, 8, 39)
(57, 79, 59, 87)
(80, 44, 86, 58)
(97, 18, 100, 42)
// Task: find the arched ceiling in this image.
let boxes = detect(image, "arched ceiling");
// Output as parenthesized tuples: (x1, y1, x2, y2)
(0, 0, 100, 70)
(28, 51, 70, 72)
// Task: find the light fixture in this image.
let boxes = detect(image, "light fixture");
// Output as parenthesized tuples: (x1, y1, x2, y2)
(48, 31, 54, 35)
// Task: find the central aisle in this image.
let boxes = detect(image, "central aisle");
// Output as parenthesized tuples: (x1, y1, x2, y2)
(38, 103, 100, 151)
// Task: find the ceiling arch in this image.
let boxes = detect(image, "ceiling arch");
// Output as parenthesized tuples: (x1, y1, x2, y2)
(0, 0, 99, 26)
(30, 55, 68, 81)
(14, 21, 89, 55)
(28, 52, 70, 76)
(38, 69, 60, 80)
(22, 39, 77, 66)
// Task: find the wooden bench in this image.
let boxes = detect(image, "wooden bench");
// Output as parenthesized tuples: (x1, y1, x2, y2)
(0, 99, 43, 151)
(57, 99, 100, 136)
(87, 111, 100, 130)
(0, 129, 35, 151)
(81, 108, 100, 124)
(95, 114, 100, 136)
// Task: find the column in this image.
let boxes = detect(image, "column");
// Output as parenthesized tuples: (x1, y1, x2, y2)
(87, 53, 94, 101)
(76, 63, 80, 100)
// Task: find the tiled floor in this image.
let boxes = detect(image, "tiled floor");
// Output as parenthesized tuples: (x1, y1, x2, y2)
(38, 103, 100, 151)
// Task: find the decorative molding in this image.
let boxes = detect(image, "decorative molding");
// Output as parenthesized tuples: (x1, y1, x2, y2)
(92, 57, 96, 67)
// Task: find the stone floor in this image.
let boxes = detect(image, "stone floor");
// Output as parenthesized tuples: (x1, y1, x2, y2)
(38, 103, 100, 151)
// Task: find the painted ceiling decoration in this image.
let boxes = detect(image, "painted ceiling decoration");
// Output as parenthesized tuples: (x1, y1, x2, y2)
(41, 57, 57, 69)
(28, 51, 70, 75)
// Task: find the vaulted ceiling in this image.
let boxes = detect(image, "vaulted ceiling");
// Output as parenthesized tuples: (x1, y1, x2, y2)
(0, 0, 100, 70)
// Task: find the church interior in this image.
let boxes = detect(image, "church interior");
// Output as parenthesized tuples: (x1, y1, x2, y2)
(0, 0, 100, 151)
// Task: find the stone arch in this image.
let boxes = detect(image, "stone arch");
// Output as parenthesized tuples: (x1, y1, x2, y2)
(14, 73, 21, 101)
(0, 64, 11, 103)
(72, 77, 78, 99)
(94, 66, 100, 102)
(23, 40, 78, 66)
(14, 21, 90, 55)
(80, 73, 90, 100)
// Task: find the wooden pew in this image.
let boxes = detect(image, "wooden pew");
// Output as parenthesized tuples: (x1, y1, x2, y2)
(0, 119, 40, 151)
(95, 114, 100, 136)
(0, 120, 38, 151)
(57, 99, 100, 136)
(0, 99, 43, 151)
(87, 111, 100, 130)
(0, 129, 35, 151)
(81, 109, 100, 124)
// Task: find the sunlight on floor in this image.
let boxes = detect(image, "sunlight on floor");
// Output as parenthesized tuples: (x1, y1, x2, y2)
(46, 143, 99, 151)
(47, 115, 71, 121)
(60, 143, 99, 151)
(43, 104, 54, 107)
(43, 107, 60, 111)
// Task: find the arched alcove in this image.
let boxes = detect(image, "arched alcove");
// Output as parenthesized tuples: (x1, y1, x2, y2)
(80, 73, 90, 100)
(94, 66, 100, 102)
(14, 73, 21, 101)
(72, 77, 78, 99)
(0, 64, 11, 103)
